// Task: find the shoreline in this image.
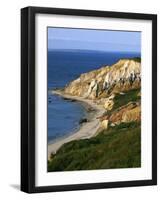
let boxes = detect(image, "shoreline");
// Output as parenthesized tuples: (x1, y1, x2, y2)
(48, 90, 106, 159)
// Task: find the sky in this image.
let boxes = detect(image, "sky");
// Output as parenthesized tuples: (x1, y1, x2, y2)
(48, 27, 141, 53)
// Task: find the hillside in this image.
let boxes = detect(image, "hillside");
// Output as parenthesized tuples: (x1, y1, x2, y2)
(64, 58, 141, 99)
(48, 58, 141, 171)
(48, 121, 141, 171)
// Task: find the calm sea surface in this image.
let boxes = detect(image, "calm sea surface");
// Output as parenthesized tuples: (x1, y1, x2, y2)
(48, 50, 140, 143)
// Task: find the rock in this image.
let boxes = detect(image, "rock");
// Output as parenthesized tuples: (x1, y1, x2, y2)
(110, 123, 116, 127)
(86, 79, 99, 99)
(70, 99, 76, 102)
(63, 58, 141, 99)
(104, 94, 115, 110)
(87, 107, 95, 112)
(109, 102, 140, 125)
(103, 59, 141, 94)
(104, 100, 114, 110)
(62, 97, 76, 102)
(97, 115, 109, 121)
(79, 118, 88, 124)
(119, 92, 125, 95)
(122, 106, 141, 123)
(100, 119, 109, 130)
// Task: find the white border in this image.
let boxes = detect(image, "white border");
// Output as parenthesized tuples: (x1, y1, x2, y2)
(35, 14, 152, 187)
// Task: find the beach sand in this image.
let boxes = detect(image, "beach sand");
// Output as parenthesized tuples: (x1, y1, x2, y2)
(48, 90, 106, 159)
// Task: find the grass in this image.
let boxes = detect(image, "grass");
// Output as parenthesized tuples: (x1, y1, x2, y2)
(120, 57, 141, 63)
(111, 89, 140, 111)
(131, 57, 141, 62)
(48, 121, 141, 172)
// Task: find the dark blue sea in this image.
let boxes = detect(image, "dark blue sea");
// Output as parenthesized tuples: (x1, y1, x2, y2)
(48, 50, 140, 143)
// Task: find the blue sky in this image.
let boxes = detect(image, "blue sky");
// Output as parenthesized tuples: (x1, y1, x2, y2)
(48, 27, 141, 53)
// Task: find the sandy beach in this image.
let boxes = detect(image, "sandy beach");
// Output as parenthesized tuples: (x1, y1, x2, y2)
(48, 90, 106, 159)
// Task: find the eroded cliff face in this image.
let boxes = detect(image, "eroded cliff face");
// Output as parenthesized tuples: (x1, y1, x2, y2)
(64, 59, 141, 99)
(61, 58, 141, 131)
(64, 65, 110, 99)
(109, 102, 141, 125)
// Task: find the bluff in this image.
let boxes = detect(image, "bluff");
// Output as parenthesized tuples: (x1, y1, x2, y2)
(63, 58, 141, 129)
(64, 58, 141, 100)
(48, 58, 142, 171)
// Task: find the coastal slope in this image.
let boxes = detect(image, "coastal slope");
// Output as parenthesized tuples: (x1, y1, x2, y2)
(48, 58, 141, 171)
(64, 58, 141, 99)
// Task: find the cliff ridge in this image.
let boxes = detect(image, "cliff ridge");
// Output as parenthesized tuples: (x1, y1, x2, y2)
(64, 58, 141, 99)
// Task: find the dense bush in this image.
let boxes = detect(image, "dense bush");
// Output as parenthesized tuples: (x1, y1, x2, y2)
(48, 121, 141, 172)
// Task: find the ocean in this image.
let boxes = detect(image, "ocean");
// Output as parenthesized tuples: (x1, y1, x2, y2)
(48, 50, 140, 143)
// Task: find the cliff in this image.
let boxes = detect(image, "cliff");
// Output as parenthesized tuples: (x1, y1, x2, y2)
(64, 58, 141, 99)
(56, 58, 141, 130)
(48, 58, 141, 171)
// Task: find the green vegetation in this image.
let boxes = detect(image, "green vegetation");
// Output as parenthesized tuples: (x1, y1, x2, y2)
(121, 57, 141, 63)
(111, 89, 140, 112)
(131, 57, 141, 63)
(48, 122, 141, 172)
(116, 57, 141, 63)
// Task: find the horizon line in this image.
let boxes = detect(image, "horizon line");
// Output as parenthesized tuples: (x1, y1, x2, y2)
(48, 48, 141, 54)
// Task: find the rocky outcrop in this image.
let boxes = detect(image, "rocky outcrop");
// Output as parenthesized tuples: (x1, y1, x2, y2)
(64, 66, 110, 99)
(103, 59, 141, 94)
(97, 115, 109, 131)
(122, 106, 141, 123)
(100, 119, 109, 130)
(57, 58, 141, 132)
(109, 102, 141, 126)
(64, 59, 141, 99)
(96, 101, 141, 130)
(104, 94, 115, 110)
